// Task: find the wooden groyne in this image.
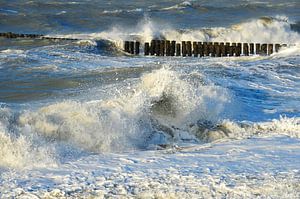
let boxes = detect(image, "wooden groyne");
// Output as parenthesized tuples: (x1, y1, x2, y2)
(0, 32, 288, 56)
(0, 32, 78, 41)
(124, 40, 287, 56)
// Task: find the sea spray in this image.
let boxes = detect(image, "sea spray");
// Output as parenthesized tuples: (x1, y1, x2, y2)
(16, 67, 230, 152)
(51, 15, 300, 51)
(0, 108, 55, 169)
(2, 66, 300, 169)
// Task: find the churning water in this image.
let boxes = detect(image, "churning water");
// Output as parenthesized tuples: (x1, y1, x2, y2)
(0, 1, 300, 197)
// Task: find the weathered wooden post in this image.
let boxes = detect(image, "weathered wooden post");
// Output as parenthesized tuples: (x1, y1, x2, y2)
(236, 43, 242, 56)
(182, 41, 187, 57)
(255, 43, 261, 55)
(231, 43, 236, 56)
(124, 41, 130, 53)
(144, 42, 150, 55)
(166, 40, 171, 56)
(213, 42, 218, 57)
(243, 43, 249, 56)
(155, 40, 161, 56)
(160, 40, 165, 56)
(187, 41, 192, 56)
(176, 43, 181, 56)
(171, 41, 176, 56)
(193, 42, 198, 57)
(129, 41, 135, 54)
(214, 43, 221, 57)
(249, 43, 254, 55)
(198, 42, 204, 57)
(203, 42, 208, 56)
(225, 42, 230, 56)
(275, 44, 280, 52)
(268, 44, 273, 55)
(261, 44, 267, 55)
(135, 41, 140, 55)
(150, 40, 155, 55)
(220, 42, 225, 57)
(208, 42, 214, 56)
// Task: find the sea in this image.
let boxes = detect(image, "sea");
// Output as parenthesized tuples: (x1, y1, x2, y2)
(0, 0, 300, 198)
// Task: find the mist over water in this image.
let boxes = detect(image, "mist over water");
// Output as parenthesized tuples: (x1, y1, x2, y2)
(1, 0, 300, 169)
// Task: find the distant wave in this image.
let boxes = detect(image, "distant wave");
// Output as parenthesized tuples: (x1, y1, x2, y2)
(66, 16, 300, 43)
(39, 15, 300, 58)
(1, 49, 25, 54)
(0, 8, 18, 15)
(102, 8, 144, 14)
(160, 1, 193, 11)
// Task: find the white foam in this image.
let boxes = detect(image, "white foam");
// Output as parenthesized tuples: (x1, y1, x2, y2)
(220, 115, 300, 140)
(1, 49, 25, 54)
(52, 15, 300, 54)
(102, 8, 143, 14)
(0, 108, 55, 169)
(16, 67, 229, 152)
(1, 136, 299, 198)
(160, 1, 192, 11)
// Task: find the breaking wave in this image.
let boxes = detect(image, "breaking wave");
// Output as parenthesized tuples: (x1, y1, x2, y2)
(17, 67, 229, 152)
(0, 108, 55, 169)
(48, 15, 300, 54)
(1, 67, 300, 168)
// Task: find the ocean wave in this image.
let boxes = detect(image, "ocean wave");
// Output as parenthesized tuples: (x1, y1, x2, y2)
(160, 1, 193, 11)
(0, 8, 18, 15)
(102, 8, 144, 14)
(52, 16, 300, 55)
(0, 108, 55, 169)
(17, 67, 229, 153)
(1, 66, 300, 169)
(0, 49, 25, 54)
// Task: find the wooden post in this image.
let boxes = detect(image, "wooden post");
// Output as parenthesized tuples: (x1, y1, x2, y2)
(182, 41, 187, 57)
(160, 40, 165, 56)
(203, 42, 208, 56)
(220, 42, 225, 57)
(213, 42, 219, 57)
(268, 44, 273, 55)
(129, 41, 134, 54)
(171, 41, 176, 56)
(243, 43, 249, 56)
(255, 43, 261, 55)
(198, 42, 204, 57)
(150, 40, 155, 55)
(144, 42, 150, 55)
(166, 40, 171, 56)
(193, 42, 198, 57)
(215, 43, 221, 57)
(275, 44, 280, 52)
(135, 41, 140, 55)
(225, 42, 230, 56)
(155, 40, 160, 56)
(176, 43, 181, 56)
(249, 43, 254, 54)
(187, 41, 192, 56)
(124, 41, 130, 53)
(231, 43, 236, 56)
(236, 43, 242, 56)
(208, 42, 214, 56)
(261, 44, 267, 55)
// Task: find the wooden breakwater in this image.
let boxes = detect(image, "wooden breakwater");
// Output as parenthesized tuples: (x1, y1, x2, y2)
(0, 32, 78, 41)
(0, 32, 288, 56)
(124, 40, 287, 57)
